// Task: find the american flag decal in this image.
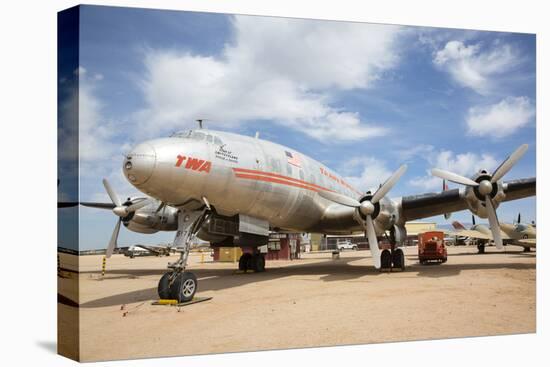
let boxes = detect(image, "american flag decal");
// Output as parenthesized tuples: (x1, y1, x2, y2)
(285, 151, 301, 168)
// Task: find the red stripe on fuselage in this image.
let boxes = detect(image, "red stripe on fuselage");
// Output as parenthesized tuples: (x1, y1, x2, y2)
(232, 167, 332, 192)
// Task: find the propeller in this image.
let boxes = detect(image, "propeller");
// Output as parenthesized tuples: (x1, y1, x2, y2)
(431, 144, 528, 250)
(102, 178, 151, 258)
(319, 165, 407, 268)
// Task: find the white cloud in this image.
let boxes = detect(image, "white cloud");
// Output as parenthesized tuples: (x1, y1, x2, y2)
(433, 40, 520, 95)
(343, 157, 394, 193)
(409, 149, 499, 191)
(78, 73, 119, 161)
(396, 144, 435, 161)
(136, 16, 403, 141)
(466, 96, 535, 138)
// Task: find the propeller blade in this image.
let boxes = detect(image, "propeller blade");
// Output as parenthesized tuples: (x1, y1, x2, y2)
(485, 195, 503, 250)
(106, 218, 121, 258)
(125, 198, 150, 213)
(472, 215, 476, 226)
(318, 190, 361, 207)
(365, 215, 381, 269)
(517, 212, 521, 224)
(371, 165, 407, 204)
(102, 178, 121, 207)
(431, 168, 479, 187)
(491, 144, 528, 183)
(202, 196, 212, 210)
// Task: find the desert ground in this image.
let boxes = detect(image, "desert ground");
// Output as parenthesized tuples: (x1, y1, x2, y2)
(57, 245, 536, 362)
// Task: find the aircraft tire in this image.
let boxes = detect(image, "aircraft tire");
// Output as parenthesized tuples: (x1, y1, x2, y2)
(477, 244, 485, 254)
(170, 272, 197, 303)
(381, 249, 392, 269)
(239, 253, 251, 271)
(157, 272, 172, 299)
(392, 248, 405, 270)
(252, 254, 265, 272)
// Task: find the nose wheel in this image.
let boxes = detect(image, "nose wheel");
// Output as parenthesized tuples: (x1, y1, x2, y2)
(157, 208, 209, 302)
(157, 271, 198, 303)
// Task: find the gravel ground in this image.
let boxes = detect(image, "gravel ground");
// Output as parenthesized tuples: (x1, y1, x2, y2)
(57, 245, 536, 362)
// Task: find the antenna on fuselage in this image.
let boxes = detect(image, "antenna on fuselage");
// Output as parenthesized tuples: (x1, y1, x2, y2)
(196, 119, 204, 129)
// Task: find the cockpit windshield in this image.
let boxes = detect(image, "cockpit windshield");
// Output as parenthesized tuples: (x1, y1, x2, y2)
(170, 130, 223, 145)
(516, 224, 528, 232)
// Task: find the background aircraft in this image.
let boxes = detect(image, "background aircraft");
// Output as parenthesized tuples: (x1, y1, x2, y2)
(499, 213, 536, 251)
(450, 213, 536, 253)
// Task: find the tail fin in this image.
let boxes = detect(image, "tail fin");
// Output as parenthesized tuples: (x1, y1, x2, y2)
(452, 221, 466, 230)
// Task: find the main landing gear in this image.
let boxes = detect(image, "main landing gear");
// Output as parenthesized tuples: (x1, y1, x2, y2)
(380, 228, 405, 272)
(157, 209, 210, 303)
(238, 252, 266, 272)
(380, 247, 405, 271)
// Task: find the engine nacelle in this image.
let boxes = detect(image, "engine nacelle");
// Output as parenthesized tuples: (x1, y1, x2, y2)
(464, 170, 506, 218)
(123, 203, 178, 233)
(357, 192, 400, 235)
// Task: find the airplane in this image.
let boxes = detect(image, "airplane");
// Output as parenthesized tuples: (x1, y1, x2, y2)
(88, 127, 535, 303)
(450, 214, 536, 253)
(499, 213, 536, 251)
(450, 216, 508, 253)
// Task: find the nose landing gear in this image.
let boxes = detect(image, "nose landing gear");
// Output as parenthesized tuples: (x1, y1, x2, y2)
(157, 208, 210, 302)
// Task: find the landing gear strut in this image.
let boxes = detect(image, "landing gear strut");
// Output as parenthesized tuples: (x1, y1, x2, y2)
(238, 252, 265, 272)
(477, 242, 486, 254)
(157, 209, 210, 303)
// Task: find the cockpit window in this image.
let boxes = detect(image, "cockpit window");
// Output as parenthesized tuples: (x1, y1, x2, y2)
(516, 224, 527, 232)
(191, 131, 205, 140)
(170, 130, 223, 145)
(170, 130, 192, 138)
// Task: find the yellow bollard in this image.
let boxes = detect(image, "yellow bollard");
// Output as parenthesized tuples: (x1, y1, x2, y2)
(101, 256, 106, 277)
(201, 252, 205, 264)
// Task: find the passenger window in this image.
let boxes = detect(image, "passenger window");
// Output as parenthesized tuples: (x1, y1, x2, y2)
(286, 165, 292, 176)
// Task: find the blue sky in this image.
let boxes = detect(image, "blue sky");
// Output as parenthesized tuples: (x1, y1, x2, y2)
(61, 5, 536, 250)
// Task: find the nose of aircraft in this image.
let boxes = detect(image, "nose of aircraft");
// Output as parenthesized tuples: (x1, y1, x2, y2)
(123, 143, 156, 185)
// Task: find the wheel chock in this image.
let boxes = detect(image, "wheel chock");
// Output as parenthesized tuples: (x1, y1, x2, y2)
(151, 296, 213, 307)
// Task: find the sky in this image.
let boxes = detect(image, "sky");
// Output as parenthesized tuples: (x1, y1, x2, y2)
(59, 5, 536, 250)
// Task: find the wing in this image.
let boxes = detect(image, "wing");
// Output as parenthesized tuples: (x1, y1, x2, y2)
(80, 202, 116, 209)
(447, 229, 493, 240)
(515, 238, 536, 248)
(58, 202, 79, 208)
(400, 177, 535, 222)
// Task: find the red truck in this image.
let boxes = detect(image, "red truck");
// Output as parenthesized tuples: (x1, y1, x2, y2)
(418, 231, 447, 264)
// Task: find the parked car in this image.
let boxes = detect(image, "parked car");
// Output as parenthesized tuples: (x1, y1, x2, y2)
(337, 240, 358, 251)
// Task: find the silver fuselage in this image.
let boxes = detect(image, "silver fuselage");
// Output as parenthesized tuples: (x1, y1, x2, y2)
(123, 129, 395, 235)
